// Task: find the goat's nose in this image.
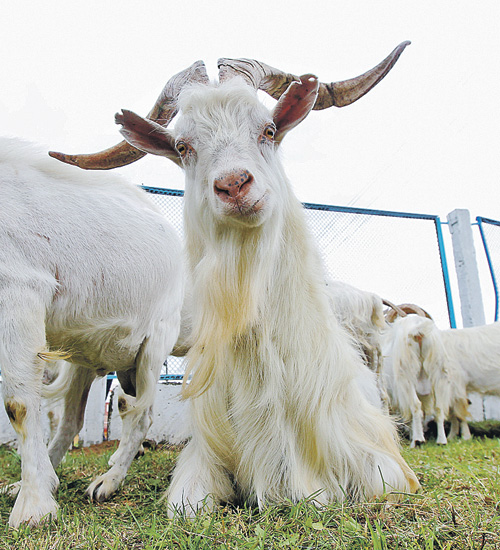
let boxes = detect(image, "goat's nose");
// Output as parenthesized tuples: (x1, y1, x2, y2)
(214, 170, 254, 200)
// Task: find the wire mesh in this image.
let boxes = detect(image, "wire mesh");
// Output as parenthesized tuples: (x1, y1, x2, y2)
(0, 187, 454, 381)
(144, 187, 454, 377)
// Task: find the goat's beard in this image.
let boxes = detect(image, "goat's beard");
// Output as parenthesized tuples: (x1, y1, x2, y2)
(181, 222, 280, 399)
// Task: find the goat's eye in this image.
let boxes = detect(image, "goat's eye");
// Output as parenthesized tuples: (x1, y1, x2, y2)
(260, 125, 276, 144)
(176, 141, 188, 156)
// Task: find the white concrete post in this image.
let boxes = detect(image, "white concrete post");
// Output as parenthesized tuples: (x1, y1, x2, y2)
(447, 209, 485, 327)
(446, 209, 500, 421)
(78, 376, 107, 446)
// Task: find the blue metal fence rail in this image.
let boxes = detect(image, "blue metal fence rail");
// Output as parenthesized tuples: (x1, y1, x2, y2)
(476, 216, 500, 322)
(145, 187, 457, 329)
(0, 188, 458, 381)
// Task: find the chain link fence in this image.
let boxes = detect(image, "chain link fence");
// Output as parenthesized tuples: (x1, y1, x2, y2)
(144, 187, 455, 379)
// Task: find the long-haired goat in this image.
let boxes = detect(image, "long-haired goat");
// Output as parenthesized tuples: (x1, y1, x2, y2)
(0, 137, 183, 527)
(423, 319, 500, 437)
(172, 279, 386, 404)
(51, 44, 419, 516)
(382, 314, 470, 446)
(325, 279, 385, 372)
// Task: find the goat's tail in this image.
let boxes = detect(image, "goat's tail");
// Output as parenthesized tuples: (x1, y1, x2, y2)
(41, 360, 74, 401)
(38, 349, 72, 363)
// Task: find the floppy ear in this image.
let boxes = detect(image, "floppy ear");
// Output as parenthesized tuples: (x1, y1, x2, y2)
(115, 110, 182, 166)
(272, 75, 319, 144)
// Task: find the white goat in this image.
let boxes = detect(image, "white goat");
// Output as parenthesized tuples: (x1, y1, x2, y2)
(434, 320, 500, 438)
(382, 315, 470, 446)
(325, 280, 388, 407)
(51, 44, 419, 516)
(325, 279, 385, 372)
(0, 137, 183, 528)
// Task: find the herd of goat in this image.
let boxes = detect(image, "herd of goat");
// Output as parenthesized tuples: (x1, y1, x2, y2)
(0, 42, 498, 529)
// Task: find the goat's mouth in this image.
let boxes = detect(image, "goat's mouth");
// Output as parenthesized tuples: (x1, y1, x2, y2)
(217, 192, 268, 221)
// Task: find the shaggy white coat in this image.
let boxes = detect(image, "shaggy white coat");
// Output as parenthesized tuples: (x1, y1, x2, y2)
(382, 315, 470, 446)
(116, 80, 420, 516)
(0, 138, 183, 527)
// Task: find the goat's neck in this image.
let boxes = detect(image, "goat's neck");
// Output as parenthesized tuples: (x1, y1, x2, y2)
(188, 194, 326, 341)
(182, 193, 329, 398)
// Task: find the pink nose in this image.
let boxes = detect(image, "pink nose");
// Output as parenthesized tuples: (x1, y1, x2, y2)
(214, 170, 254, 201)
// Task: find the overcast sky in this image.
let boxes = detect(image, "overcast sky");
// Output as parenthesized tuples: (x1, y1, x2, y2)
(1, 1, 498, 220)
(1, 1, 499, 326)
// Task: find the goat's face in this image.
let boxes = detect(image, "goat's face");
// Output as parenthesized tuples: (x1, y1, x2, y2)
(174, 82, 281, 228)
(114, 74, 319, 231)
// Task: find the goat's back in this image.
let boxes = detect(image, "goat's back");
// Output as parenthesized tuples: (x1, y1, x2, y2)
(441, 322, 500, 394)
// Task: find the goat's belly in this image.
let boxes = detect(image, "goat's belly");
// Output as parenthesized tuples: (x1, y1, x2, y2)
(46, 324, 141, 373)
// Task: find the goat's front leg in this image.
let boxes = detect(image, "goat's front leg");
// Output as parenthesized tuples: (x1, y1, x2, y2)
(0, 302, 59, 528)
(166, 437, 234, 518)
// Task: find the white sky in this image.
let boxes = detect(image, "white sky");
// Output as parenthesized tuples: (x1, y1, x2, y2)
(1, 0, 498, 219)
(1, 1, 499, 325)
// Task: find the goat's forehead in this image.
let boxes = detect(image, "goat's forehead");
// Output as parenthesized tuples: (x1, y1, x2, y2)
(175, 81, 271, 136)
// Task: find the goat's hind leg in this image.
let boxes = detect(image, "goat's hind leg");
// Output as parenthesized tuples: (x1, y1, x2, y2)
(409, 393, 426, 447)
(0, 296, 59, 528)
(47, 364, 96, 468)
(434, 408, 448, 445)
(86, 320, 178, 502)
(86, 392, 152, 502)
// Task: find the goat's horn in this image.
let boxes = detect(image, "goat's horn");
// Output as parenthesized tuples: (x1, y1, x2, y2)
(218, 41, 410, 110)
(383, 299, 408, 323)
(397, 303, 433, 320)
(49, 60, 209, 170)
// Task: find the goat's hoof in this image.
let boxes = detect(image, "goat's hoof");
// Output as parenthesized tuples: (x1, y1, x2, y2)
(8, 492, 58, 529)
(86, 474, 122, 503)
(87, 480, 105, 502)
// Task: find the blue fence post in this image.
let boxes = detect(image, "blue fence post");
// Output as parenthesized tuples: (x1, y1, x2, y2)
(476, 216, 500, 322)
(435, 217, 457, 328)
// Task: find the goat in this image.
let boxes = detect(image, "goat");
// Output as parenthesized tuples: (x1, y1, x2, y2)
(381, 314, 470, 446)
(50, 43, 419, 516)
(434, 320, 500, 438)
(325, 279, 385, 372)
(0, 137, 183, 527)
(325, 279, 388, 407)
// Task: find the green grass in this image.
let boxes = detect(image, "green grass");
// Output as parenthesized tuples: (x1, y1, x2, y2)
(0, 436, 499, 549)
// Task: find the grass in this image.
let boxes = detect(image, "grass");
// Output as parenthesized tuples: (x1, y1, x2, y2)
(0, 435, 499, 549)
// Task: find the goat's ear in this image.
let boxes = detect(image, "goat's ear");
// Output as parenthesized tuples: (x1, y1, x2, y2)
(272, 75, 319, 144)
(115, 110, 182, 166)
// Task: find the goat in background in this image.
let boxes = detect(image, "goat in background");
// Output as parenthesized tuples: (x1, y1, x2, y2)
(0, 137, 183, 527)
(381, 312, 470, 446)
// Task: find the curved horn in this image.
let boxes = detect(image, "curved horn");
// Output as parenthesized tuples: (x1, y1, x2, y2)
(383, 299, 408, 323)
(384, 302, 433, 323)
(397, 303, 433, 320)
(218, 41, 410, 110)
(49, 60, 209, 170)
